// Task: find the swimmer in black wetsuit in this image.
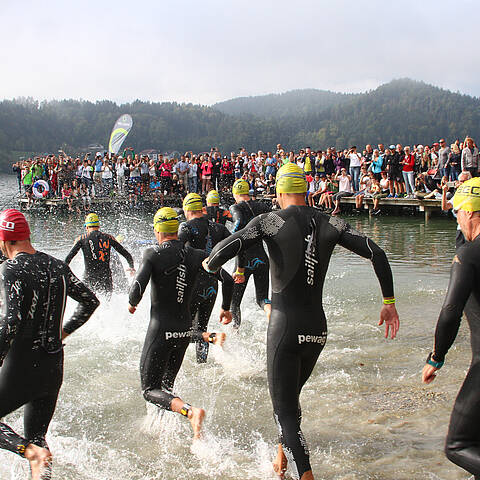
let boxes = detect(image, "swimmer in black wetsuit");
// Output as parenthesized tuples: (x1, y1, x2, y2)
(205, 164, 400, 480)
(0, 209, 99, 480)
(423, 177, 480, 479)
(229, 179, 272, 328)
(65, 213, 135, 294)
(205, 189, 232, 226)
(128, 207, 233, 440)
(178, 193, 231, 363)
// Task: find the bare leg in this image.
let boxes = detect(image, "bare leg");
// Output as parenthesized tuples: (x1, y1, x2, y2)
(273, 443, 288, 478)
(24, 444, 52, 480)
(170, 398, 205, 440)
(301, 471, 314, 479)
(264, 303, 272, 322)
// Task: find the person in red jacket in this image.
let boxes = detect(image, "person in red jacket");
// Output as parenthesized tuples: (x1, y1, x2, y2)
(220, 157, 234, 191)
(201, 155, 213, 194)
(401, 146, 416, 198)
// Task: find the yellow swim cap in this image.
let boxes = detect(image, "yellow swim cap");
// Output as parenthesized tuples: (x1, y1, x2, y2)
(453, 177, 480, 212)
(206, 190, 220, 204)
(232, 179, 250, 195)
(85, 213, 100, 227)
(154, 207, 179, 233)
(276, 163, 308, 194)
(183, 193, 203, 211)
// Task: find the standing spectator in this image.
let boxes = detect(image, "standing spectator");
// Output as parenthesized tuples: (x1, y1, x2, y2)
(80, 159, 93, 195)
(461, 136, 479, 177)
(220, 156, 234, 191)
(448, 143, 461, 181)
(101, 160, 114, 196)
(159, 157, 173, 195)
(201, 155, 213, 193)
(176, 155, 190, 189)
(12, 162, 22, 194)
(304, 147, 315, 176)
(437, 139, 451, 179)
(401, 146, 416, 197)
(93, 153, 103, 194)
(348, 146, 362, 192)
(211, 152, 221, 190)
(265, 152, 277, 179)
(116, 156, 127, 195)
(187, 156, 198, 193)
(140, 156, 150, 194)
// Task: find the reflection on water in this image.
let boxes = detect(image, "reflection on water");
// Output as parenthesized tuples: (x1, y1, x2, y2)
(0, 176, 472, 480)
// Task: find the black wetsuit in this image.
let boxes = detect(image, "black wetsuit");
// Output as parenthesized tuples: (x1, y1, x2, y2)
(430, 237, 480, 478)
(0, 251, 98, 456)
(230, 199, 271, 328)
(206, 205, 232, 226)
(178, 216, 230, 362)
(129, 240, 233, 410)
(65, 230, 134, 294)
(207, 206, 394, 478)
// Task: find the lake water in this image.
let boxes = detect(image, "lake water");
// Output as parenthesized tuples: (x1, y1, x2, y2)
(0, 175, 474, 479)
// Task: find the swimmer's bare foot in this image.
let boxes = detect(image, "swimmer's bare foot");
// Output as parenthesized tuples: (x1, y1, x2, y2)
(264, 303, 272, 321)
(273, 444, 287, 478)
(188, 407, 206, 440)
(24, 444, 52, 480)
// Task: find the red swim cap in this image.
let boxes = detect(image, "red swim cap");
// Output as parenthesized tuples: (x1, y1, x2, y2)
(0, 209, 31, 241)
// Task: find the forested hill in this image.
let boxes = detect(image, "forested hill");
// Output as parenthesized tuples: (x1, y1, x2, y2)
(214, 89, 356, 117)
(1, 79, 479, 170)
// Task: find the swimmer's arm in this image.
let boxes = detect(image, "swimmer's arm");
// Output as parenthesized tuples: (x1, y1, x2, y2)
(432, 258, 474, 363)
(0, 272, 24, 366)
(64, 238, 82, 264)
(109, 236, 134, 269)
(128, 251, 153, 309)
(216, 268, 234, 311)
(62, 270, 100, 336)
(337, 225, 394, 299)
(207, 215, 266, 271)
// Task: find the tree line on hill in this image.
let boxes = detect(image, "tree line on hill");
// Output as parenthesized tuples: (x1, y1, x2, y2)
(0, 78, 479, 171)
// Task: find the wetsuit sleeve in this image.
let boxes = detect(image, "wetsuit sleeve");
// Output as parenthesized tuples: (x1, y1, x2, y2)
(207, 214, 267, 271)
(65, 237, 82, 264)
(129, 249, 154, 307)
(230, 205, 243, 232)
(0, 423, 29, 456)
(216, 268, 234, 310)
(0, 266, 24, 366)
(337, 222, 394, 298)
(432, 254, 475, 362)
(63, 269, 100, 335)
(109, 235, 134, 269)
(178, 222, 191, 246)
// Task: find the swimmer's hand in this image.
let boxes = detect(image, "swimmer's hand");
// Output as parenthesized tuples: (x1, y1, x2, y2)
(128, 304, 136, 314)
(219, 309, 232, 325)
(378, 304, 399, 339)
(233, 268, 245, 284)
(422, 364, 438, 384)
(126, 267, 136, 277)
(61, 329, 69, 341)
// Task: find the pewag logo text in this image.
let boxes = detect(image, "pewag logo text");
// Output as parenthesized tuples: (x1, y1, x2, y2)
(165, 330, 192, 340)
(298, 332, 327, 345)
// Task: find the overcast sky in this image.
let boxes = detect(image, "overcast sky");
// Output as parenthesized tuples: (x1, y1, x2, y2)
(2, 0, 479, 105)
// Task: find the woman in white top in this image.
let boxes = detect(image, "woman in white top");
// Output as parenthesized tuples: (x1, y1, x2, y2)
(331, 168, 353, 216)
(101, 161, 113, 195)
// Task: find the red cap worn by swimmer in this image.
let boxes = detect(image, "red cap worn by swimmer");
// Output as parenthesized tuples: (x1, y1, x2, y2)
(0, 209, 31, 241)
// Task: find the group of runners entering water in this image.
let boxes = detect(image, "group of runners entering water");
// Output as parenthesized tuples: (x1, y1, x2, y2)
(1, 164, 480, 479)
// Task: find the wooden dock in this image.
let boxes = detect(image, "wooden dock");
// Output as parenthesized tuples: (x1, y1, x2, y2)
(18, 194, 446, 221)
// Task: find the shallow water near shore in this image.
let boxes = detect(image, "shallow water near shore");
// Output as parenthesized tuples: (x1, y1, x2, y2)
(0, 176, 474, 479)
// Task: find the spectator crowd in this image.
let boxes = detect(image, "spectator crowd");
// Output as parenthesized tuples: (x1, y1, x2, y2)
(12, 137, 480, 215)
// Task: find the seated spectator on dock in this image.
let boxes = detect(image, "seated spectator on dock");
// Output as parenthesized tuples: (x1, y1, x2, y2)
(371, 172, 390, 215)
